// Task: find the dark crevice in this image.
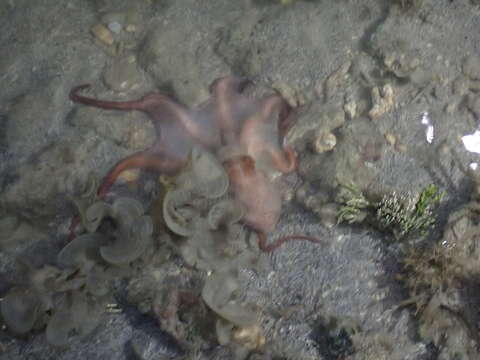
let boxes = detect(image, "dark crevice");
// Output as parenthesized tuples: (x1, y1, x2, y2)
(358, 0, 391, 61)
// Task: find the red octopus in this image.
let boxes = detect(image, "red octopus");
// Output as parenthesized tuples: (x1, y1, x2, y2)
(69, 77, 320, 251)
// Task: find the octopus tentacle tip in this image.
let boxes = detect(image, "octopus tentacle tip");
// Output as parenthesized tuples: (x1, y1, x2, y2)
(69, 84, 92, 100)
(284, 146, 298, 173)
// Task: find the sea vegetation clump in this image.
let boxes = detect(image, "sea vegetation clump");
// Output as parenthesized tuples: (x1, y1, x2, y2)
(376, 184, 443, 240)
(336, 172, 480, 358)
(0, 196, 153, 346)
(337, 183, 443, 241)
(397, 166, 480, 359)
(398, 210, 480, 359)
(160, 147, 266, 356)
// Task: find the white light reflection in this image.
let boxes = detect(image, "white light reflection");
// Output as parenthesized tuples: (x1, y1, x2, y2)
(461, 130, 480, 154)
(420, 111, 430, 125)
(425, 125, 434, 144)
(461, 130, 480, 170)
(420, 111, 434, 144)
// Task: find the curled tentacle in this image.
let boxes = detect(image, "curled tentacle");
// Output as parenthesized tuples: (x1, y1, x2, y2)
(96, 151, 186, 199)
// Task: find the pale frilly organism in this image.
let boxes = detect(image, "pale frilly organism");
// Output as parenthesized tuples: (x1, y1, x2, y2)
(0, 196, 153, 346)
(162, 146, 266, 353)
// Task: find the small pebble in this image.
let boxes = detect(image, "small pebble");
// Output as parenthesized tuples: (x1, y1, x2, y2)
(384, 132, 396, 147)
(368, 84, 394, 120)
(313, 131, 337, 153)
(232, 324, 265, 350)
(126, 24, 137, 33)
(344, 100, 357, 120)
(91, 24, 114, 46)
(108, 21, 122, 34)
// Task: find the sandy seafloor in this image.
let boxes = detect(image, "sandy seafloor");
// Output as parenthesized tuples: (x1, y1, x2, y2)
(2, 0, 480, 359)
